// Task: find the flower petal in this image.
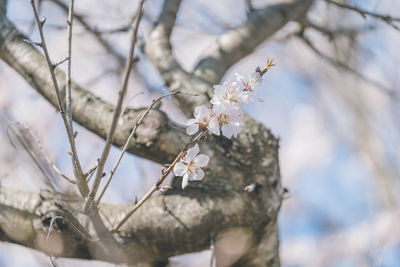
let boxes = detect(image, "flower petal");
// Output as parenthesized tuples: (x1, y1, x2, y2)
(234, 73, 245, 83)
(186, 118, 197, 126)
(207, 117, 220, 136)
(191, 168, 205, 181)
(239, 91, 254, 104)
(222, 123, 242, 138)
(183, 144, 199, 162)
(182, 173, 189, 189)
(228, 107, 244, 122)
(173, 161, 187, 176)
(194, 105, 209, 119)
(186, 123, 199, 135)
(194, 154, 209, 167)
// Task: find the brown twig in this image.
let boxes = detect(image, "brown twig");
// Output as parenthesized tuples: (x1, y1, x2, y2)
(65, 0, 74, 130)
(300, 34, 400, 101)
(85, 0, 146, 209)
(49, 0, 126, 66)
(325, 0, 400, 31)
(300, 18, 371, 41)
(95, 90, 179, 205)
(30, 0, 89, 197)
(5, 120, 76, 189)
(113, 130, 208, 232)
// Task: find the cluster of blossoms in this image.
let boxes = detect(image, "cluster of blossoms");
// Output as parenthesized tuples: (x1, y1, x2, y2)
(173, 62, 274, 188)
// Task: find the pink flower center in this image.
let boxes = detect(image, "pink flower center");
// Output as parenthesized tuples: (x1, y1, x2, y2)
(242, 81, 253, 92)
(196, 116, 209, 128)
(186, 161, 197, 173)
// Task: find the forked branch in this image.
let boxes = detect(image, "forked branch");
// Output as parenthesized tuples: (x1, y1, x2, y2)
(86, 0, 146, 207)
(325, 0, 400, 31)
(113, 130, 208, 232)
(95, 90, 179, 205)
(30, 0, 89, 197)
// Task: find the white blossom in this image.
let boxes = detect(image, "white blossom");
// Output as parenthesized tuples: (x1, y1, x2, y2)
(213, 103, 243, 138)
(186, 105, 220, 136)
(235, 72, 263, 102)
(173, 144, 209, 189)
(210, 81, 248, 107)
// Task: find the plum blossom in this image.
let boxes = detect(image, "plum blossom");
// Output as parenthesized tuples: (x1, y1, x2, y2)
(213, 104, 243, 138)
(173, 144, 209, 189)
(211, 81, 248, 107)
(186, 105, 220, 136)
(179, 65, 271, 187)
(235, 72, 263, 102)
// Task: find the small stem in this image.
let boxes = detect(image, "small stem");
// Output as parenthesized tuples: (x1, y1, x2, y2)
(113, 130, 207, 232)
(85, 0, 146, 209)
(30, 0, 88, 197)
(65, 0, 74, 130)
(95, 91, 179, 206)
(325, 0, 400, 31)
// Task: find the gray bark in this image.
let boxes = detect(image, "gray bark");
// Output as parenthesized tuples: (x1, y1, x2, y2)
(0, 0, 313, 265)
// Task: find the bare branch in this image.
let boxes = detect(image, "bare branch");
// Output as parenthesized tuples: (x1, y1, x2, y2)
(30, 0, 89, 197)
(65, 0, 74, 130)
(86, 0, 146, 207)
(52, 56, 69, 68)
(193, 0, 314, 85)
(325, 0, 400, 31)
(49, 0, 126, 66)
(300, 18, 372, 41)
(4, 120, 75, 191)
(0, 0, 7, 17)
(0, 184, 275, 264)
(245, 0, 254, 13)
(145, 0, 211, 115)
(113, 130, 208, 232)
(0, 17, 189, 164)
(144, 0, 187, 86)
(299, 33, 400, 101)
(95, 90, 179, 206)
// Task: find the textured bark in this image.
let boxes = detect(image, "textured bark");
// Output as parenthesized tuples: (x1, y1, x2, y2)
(0, 0, 313, 265)
(193, 0, 314, 85)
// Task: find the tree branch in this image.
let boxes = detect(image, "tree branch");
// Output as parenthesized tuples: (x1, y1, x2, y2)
(0, 17, 189, 164)
(193, 0, 314, 85)
(65, 0, 74, 131)
(299, 33, 400, 101)
(0, 184, 276, 265)
(86, 0, 146, 208)
(95, 91, 179, 206)
(49, 0, 126, 67)
(145, 0, 211, 116)
(30, 0, 89, 197)
(325, 0, 400, 31)
(0, 0, 7, 17)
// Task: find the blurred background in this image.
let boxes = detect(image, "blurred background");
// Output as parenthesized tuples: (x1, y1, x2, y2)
(0, 0, 399, 266)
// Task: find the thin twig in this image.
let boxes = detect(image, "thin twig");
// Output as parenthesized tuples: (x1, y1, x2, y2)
(52, 56, 69, 69)
(85, 0, 146, 209)
(325, 0, 400, 31)
(300, 34, 400, 102)
(5, 121, 76, 190)
(113, 130, 207, 232)
(95, 91, 179, 205)
(49, 0, 126, 66)
(300, 18, 371, 41)
(30, 0, 89, 197)
(65, 0, 74, 130)
(89, 22, 135, 35)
